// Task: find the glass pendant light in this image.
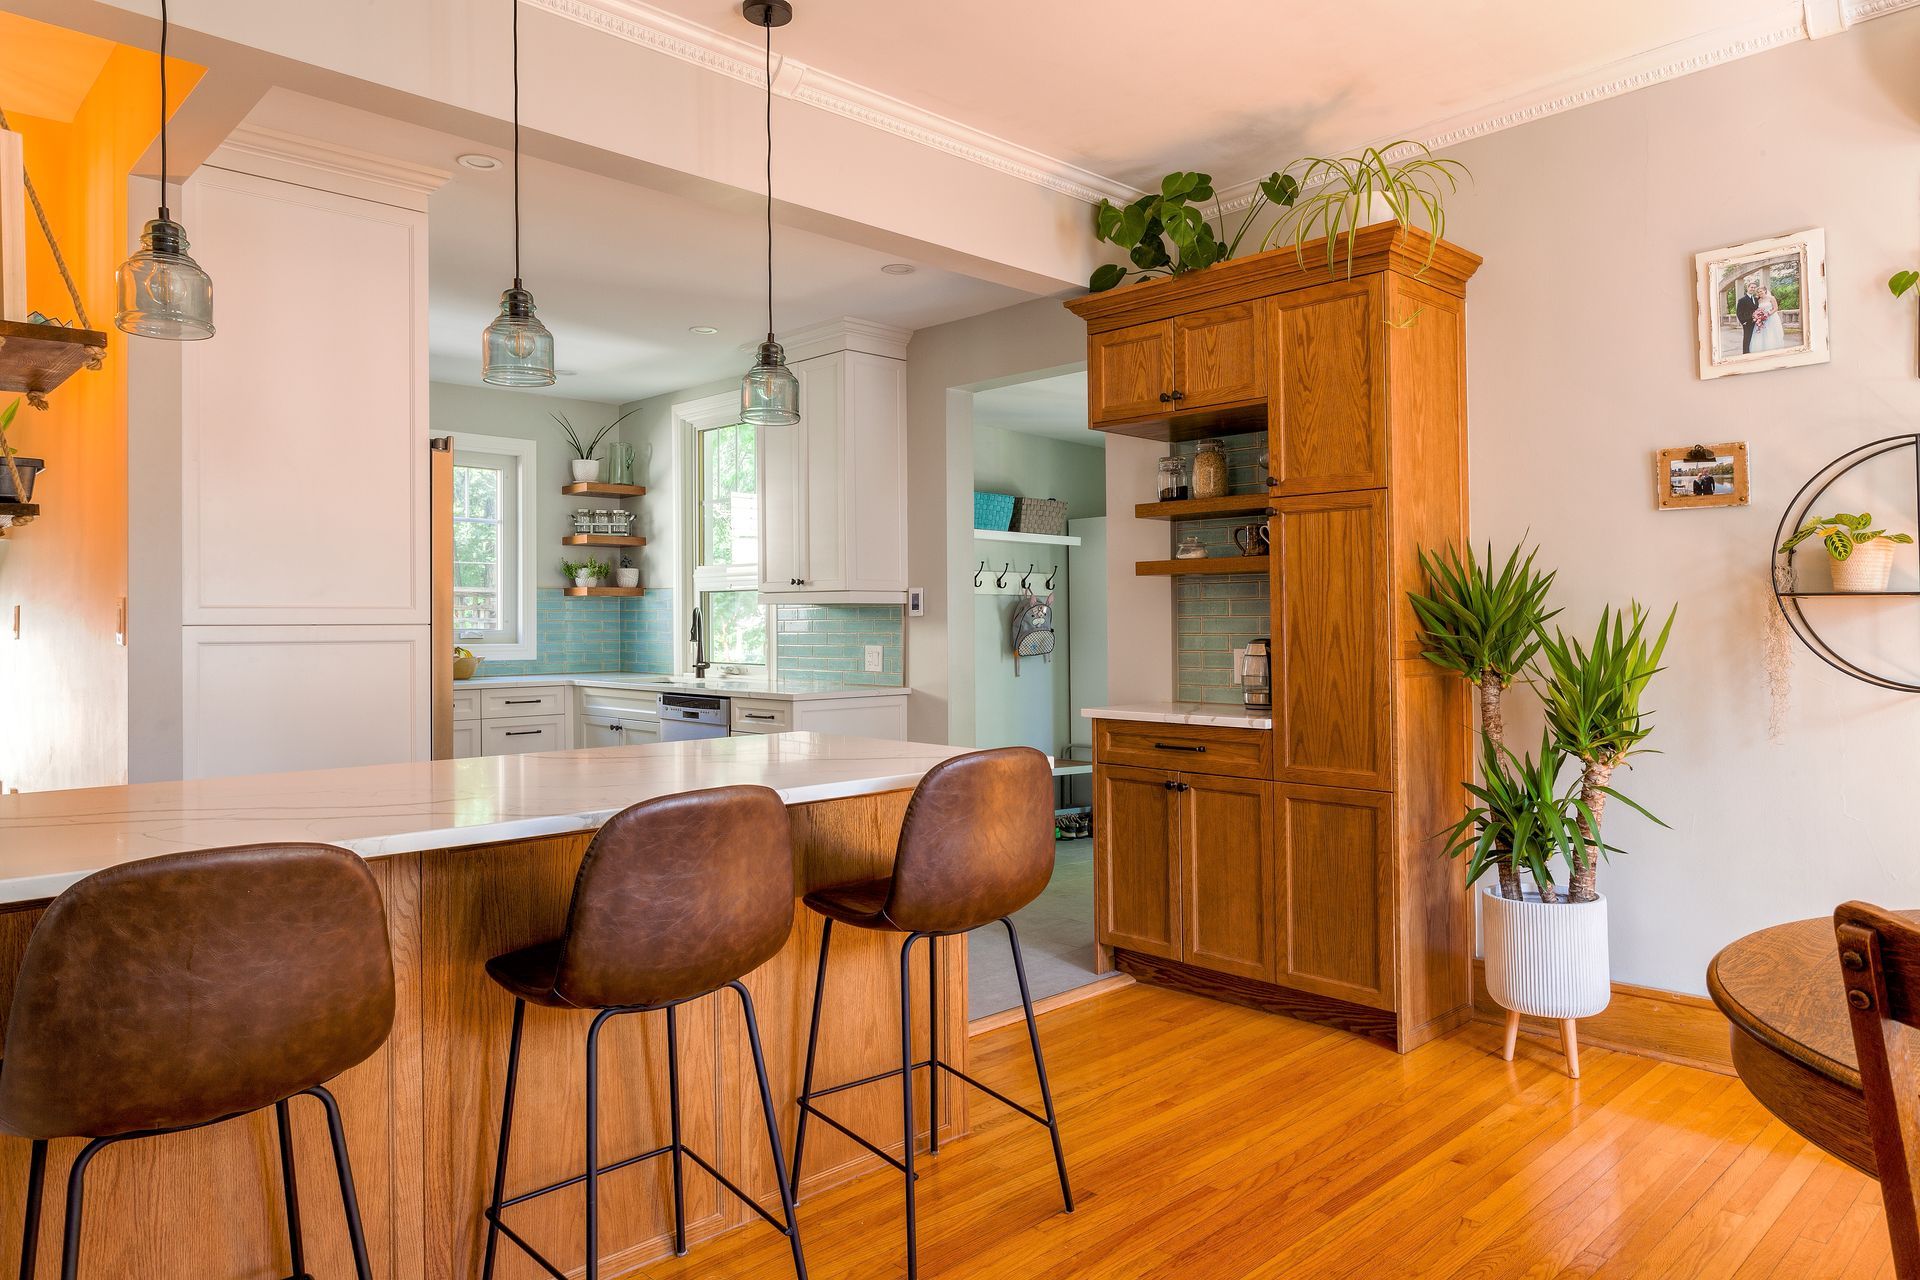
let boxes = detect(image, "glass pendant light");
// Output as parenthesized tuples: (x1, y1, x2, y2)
(481, 0, 555, 387)
(116, 0, 214, 341)
(739, 1, 800, 427)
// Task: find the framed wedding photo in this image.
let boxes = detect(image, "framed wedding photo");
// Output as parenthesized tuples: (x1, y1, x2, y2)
(1655, 442, 1749, 511)
(1695, 228, 1829, 379)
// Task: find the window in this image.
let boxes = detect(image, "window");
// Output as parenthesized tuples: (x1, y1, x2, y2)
(452, 433, 539, 660)
(678, 395, 769, 673)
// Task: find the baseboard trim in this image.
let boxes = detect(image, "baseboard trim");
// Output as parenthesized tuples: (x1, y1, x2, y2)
(1115, 950, 1401, 1047)
(968, 972, 1133, 1037)
(1470, 959, 1733, 1075)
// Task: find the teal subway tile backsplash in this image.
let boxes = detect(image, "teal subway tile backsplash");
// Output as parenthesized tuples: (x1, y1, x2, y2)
(774, 604, 905, 686)
(621, 590, 675, 674)
(1169, 431, 1270, 705)
(474, 588, 673, 678)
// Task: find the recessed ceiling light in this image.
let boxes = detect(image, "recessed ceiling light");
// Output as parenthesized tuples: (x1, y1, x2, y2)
(880, 263, 916, 275)
(689, 325, 719, 335)
(457, 153, 502, 171)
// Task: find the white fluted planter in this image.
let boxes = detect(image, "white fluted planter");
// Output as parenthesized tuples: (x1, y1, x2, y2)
(1830, 539, 1897, 591)
(1482, 887, 1611, 1019)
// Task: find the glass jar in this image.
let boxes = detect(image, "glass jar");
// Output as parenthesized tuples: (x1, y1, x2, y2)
(1175, 533, 1207, 559)
(591, 509, 614, 534)
(1156, 454, 1190, 502)
(571, 509, 593, 534)
(1191, 439, 1228, 500)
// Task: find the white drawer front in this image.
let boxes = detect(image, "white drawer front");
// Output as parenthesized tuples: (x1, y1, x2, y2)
(482, 686, 565, 718)
(576, 686, 661, 717)
(451, 721, 482, 758)
(482, 714, 567, 755)
(731, 698, 792, 733)
(451, 687, 482, 721)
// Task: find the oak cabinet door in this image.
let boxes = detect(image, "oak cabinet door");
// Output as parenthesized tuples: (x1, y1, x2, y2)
(1275, 784, 1393, 1008)
(1172, 302, 1266, 409)
(1271, 491, 1392, 790)
(1270, 282, 1385, 494)
(1089, 321, 1173, 425)
(1094, 764, 1182, 960)
(1180, 774, 1276, 982)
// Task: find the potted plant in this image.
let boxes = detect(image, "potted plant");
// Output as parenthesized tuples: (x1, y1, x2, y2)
(0, 397, 45, 504)
(1408, 540, 1558, 898)
(1892, 269, 1917, 302)
(1263, 141, 1469, 280)
(1778, 511, 1915, 592)
(561, 557, 607, 588)
(553, 409, 640, 484)
(1086, 169, 1300, 292)
(614, 555, 640, 589)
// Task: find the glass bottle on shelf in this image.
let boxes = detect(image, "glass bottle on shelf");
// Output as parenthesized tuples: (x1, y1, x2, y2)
(1156, 454, 1190, 502)
(1191, 439, 1228, 500)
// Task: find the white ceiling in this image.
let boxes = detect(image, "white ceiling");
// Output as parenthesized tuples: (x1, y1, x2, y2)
(237, 91, 1033, 406)
(972, 373, 1097, 449)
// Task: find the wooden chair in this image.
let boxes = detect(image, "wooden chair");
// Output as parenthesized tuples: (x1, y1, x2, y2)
(1836, 901, 1920, 1278)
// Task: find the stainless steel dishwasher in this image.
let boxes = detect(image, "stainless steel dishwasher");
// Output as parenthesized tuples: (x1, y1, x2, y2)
(656, 692, 730, 741)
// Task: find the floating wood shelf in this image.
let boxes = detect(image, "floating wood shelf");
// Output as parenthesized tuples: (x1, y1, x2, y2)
(562, 534, 645, 547)
(1136, 494, 1274, 521)
(0, 501, 40, 533)
(561, 482, 646, 497)
(0, 321, 108, 405)
(974, 528, 1082, 547)
(562, 585, 645, 597)
(1135, 556, 1271, 576)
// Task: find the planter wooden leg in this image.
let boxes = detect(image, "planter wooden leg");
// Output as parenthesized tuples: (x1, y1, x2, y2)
(1559, 1019, 1580, 1079)
(1502, 1008, 1520, 1062)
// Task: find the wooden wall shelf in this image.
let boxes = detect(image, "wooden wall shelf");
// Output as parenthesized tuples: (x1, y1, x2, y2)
(562, 585, 645, 597)
(0, 320, 107, 405)
(562, 481, 646, 497)
(1135, 556, 1271, 576)
(1136, 494, 1274, 521)
(562, 534, 645, 547)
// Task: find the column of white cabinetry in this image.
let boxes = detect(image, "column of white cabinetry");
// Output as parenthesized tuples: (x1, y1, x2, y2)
(164, 136, 447, 779)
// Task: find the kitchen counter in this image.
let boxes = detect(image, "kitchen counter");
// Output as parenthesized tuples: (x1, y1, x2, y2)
(1082, 701, 1274, 731)
(458, 670, 907, 701)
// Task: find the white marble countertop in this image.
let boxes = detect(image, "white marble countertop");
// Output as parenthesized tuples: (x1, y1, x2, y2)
(1081, 702, 1275, 731)
(0, 733, 968, 905)
(459, 672, 907, 701)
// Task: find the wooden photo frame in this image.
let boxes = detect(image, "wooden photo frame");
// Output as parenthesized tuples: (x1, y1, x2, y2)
(0, 128, 25, 322)
(1656, 442, 1749, 510)
(1695, 229, 1829, 379)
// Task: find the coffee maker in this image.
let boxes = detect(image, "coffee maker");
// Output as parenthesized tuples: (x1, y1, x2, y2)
(1240, 638, 1272, 712)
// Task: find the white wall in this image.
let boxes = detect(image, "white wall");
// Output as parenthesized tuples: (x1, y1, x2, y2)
(1439, 10, 1920, 994)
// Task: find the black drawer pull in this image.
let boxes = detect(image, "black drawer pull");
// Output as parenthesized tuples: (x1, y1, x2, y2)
(744, 712, 777, 721)
(1152, 742, 1206, 753)
(503, 698, 542, 705)
(504, 728, 542, 737)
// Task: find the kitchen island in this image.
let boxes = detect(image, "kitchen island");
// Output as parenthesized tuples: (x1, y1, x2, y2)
(0, 734, 973, 1279)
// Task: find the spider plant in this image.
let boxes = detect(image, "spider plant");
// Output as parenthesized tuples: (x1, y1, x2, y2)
(551, 407, 640, 461)
(1532, 604, 1673, 903)
(1262, 141, 1469, 280)
(1440, 734, 1605, 904)
(1087, 170, 1300, 292)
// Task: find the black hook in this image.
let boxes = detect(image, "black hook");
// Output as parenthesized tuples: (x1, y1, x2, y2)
(1045, 566, 1057, 591)
(974, 560, 987, 588)
(996, 562, 1010, 589)
(1021, 563, 1035, 590)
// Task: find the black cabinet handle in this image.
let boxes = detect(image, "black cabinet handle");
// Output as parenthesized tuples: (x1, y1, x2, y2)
(1170, 389, 1186, 401)
(1153, 742, 1206, 753)
(1157, 391, 1171, 403)
(504, 728, 541, 737)
(503, 698, 541, 704)
(1163, 779, 1191, 792)
(744, 712, 776, 721)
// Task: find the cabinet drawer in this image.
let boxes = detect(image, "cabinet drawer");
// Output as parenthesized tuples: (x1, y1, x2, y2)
(481, 686, 565, 719)
(451, 687, 482, 721)
(481, 715, 567, 756)
(732, 698, 792, 733)
(1094, 720, 1272, 779)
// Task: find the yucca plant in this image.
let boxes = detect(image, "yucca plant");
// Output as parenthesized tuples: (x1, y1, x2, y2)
(1532, 604, 1674, 903)
(1440, 734, 1605, 903)
(1262, 141, 1469, 280)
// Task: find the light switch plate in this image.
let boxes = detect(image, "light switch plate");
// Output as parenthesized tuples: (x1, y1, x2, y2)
(907, 586, 925, 616)
(864, 644, 883, 673)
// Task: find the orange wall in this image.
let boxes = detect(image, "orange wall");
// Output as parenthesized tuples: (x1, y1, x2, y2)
(0, 43, 198, 792)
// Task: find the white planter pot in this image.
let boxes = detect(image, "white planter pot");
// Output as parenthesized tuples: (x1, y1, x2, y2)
(614, 567, 640, 588)
(1482, 887, 1610, 1019)
(1830, 538, 1896, 592)
(573, 573, 596, 588)
(570, 458, 604, 483)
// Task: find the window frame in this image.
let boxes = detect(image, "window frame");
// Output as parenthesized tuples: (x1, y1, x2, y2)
(672, 392, 774, 678)
(450, 431, 540, 662)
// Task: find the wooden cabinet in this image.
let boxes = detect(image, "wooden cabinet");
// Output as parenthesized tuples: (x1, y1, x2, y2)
(1094, 763, 1183, 960)
(1274, 784, 1392, 1008)
(1088, 303, 1267, 427)
(1180, 773, 1277, 982)
(1270, 282, 1385, 494)
(1088, 321, 1174, 425)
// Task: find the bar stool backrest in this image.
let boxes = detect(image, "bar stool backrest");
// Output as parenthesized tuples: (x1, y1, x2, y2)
(554, 785, 794, 1009)
(884, 747, 1055, 935)
(0, 843, 395, 1141)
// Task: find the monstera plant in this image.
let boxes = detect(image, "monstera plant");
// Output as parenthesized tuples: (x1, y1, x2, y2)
(1087, 170, 1299, 292)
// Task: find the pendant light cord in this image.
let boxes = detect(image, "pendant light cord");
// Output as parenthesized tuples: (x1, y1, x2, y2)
(764, 19, 774, 342)
(158, 0, 170, 220)
(512, 0, 523, 289)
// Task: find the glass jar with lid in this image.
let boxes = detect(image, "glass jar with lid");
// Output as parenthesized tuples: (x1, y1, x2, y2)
(1191, 439, 1229, 500)
(1156, 454, 1190, 503)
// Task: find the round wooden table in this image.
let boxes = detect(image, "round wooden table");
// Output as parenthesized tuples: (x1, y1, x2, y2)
(1708, 914, 1884, 1176)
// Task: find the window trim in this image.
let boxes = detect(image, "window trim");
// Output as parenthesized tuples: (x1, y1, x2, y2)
(672, 392, 775, 678)
(451, 431, 539, 662)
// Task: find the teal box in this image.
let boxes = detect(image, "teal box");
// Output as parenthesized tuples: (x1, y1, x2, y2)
(973, 491, 1015, 531)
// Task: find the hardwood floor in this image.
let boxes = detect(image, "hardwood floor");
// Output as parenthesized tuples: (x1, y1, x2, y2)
(631, 981, 1890, 1279)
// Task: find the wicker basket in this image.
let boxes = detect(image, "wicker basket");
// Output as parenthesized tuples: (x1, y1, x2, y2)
(1011, 497, 1068, 537)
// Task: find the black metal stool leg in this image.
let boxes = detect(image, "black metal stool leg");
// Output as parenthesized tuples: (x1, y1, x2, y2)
(1002, 917, 1074, 1213)
(789, 917, 834, 1188)
(731, 981, 809, 1280)
(666, 1002, 687, 1257)
(19, 1138, 46, 1280)
(928, 936, 940, 1156)
(275, 1099, 310, 1280)
(481, 997, 526, 1280)
(583, 1008, 615, 1280)
(899, 931, 924, 1280)
(58, 1137, 110, 1280)
(306, 1085, 374, 1280)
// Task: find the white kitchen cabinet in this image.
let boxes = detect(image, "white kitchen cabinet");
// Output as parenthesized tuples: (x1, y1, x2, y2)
(756, 322, 909, 604)
(481, 715, 567, 755)
(451, 721, 481, 759)
(576, 685, 660, 749)
(730, 693, 909, 740)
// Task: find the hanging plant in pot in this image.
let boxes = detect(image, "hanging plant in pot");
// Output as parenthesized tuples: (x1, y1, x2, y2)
(1778, 511, 1914, 592)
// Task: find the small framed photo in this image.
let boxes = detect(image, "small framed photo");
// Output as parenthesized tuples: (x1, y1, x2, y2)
(1656, 442, 1749, 511)
(1695, 229, 1829, 379)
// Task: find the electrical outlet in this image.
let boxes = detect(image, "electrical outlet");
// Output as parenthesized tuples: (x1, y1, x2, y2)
(864, 644, 883, 673)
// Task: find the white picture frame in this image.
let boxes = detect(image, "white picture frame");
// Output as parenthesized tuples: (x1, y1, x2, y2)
(0, 128, 25, 322)
(1695, 228, 1829, 380)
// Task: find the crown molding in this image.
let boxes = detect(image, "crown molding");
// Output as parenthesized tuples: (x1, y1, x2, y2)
(779, 316, 913, 363)
(529, 0, 1142, 207)
(210, 124, 454, 210)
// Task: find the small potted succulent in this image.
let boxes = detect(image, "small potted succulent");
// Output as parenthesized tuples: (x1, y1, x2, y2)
(561, 557, 608, 588)
(1779, 511, 1915, 592)
(614, 555, 640, 589)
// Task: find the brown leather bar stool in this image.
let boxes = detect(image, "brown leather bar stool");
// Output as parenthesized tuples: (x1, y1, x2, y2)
(479, 785, 807, 1280)
(0, 843, 394, 1280)
(789, 747, 1074, 1280)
